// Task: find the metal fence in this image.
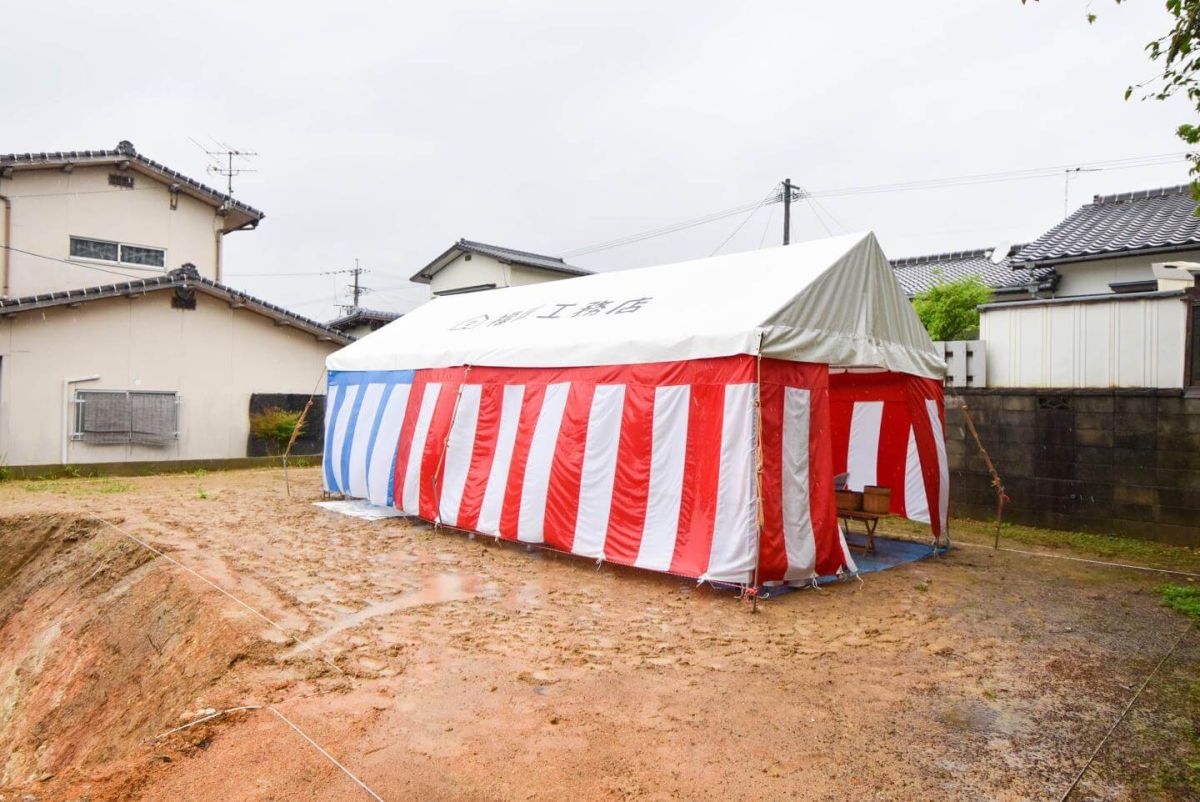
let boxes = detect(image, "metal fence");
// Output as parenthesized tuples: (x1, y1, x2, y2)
(74, 390, 179, 445)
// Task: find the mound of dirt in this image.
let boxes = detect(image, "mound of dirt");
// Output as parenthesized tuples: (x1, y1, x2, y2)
(0, 514, 272, 800)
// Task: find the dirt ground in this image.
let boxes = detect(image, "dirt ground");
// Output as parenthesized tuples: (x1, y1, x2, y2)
(0, 467, 1197, 801)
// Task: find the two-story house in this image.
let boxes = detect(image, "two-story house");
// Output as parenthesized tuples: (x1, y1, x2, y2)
(0, 141, 349, 470)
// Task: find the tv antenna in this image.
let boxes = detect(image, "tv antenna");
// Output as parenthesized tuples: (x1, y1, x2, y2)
(1063, 166, 1100, 217)
(189, 137, 257, 197)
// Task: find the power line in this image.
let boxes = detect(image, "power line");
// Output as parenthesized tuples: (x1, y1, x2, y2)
(563, 151, 1189, 257)
(806, 152, 1185, 200)
(562, 196, 775, 257)
(1, 244, 165, 281)
(711, 188, 778, 256)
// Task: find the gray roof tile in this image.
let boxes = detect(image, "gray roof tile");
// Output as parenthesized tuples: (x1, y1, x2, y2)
(890, 244, 1055, 296)
(0, 140, 264, 221)
(1013, 183, 1200, 266)
(327, 307, 402, 331)
(0, 265, 349, 344)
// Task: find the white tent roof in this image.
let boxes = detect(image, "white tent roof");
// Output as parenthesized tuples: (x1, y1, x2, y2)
(328, 232, 945, 379)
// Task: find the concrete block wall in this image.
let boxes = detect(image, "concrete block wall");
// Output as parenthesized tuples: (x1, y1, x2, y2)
(947, 388, 1200, 544)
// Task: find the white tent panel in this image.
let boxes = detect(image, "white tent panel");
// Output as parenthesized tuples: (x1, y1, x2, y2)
(329, 232, 944, 379)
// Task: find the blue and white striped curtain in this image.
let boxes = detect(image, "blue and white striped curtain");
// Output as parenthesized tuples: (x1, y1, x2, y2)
(323, 370, 415, 505)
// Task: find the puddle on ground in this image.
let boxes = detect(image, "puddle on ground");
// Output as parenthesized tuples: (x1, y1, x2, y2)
(283, 572, 480, 658)
(940, 699, 1028, 737)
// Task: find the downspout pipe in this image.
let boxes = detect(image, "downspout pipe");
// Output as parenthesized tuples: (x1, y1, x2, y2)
(1, 189, 10, 298)
(62, 375, 101, 465)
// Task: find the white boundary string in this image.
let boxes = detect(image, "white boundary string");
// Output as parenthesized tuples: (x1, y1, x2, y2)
(953, 539, 1200, 579)
(269, 707, 386, 801)
(149, 706, 262, 741)
(1058, 622, 1193, 801)
(87, 515, 345, 673)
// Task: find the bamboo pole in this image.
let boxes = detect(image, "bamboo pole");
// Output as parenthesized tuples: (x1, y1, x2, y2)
(282, 367, 326, 498)
(946, 385, 1007, 548)
(748, 341, 767, 613)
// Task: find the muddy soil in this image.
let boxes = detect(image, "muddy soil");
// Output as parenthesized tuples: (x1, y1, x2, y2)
(0, 468, 1196, 801)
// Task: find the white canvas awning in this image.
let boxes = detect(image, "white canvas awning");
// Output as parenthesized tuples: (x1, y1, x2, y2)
(328, 232, 945, 379)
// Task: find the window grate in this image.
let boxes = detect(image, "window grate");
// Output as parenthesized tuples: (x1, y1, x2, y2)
(74, 390, 179, 446)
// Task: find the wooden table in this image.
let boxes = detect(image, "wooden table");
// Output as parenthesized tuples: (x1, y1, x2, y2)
(838, 509, 882, 553)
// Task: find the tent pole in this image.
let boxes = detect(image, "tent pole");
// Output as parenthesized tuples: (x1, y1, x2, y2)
(749, 342, 767, 612)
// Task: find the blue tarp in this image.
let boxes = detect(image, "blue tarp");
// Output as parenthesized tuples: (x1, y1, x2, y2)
(756, 533, 945, 598)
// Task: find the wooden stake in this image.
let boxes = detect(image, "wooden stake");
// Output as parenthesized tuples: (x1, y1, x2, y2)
(947, 386, 1007, 548)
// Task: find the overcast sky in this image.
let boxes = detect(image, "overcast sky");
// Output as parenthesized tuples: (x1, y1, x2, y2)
(2, 1, 1192, 320)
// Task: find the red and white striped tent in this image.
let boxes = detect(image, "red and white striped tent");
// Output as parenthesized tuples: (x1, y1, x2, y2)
(324, 232, 948, 586)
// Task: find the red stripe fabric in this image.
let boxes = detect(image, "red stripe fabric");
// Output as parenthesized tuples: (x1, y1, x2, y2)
(806, 371, 841, 577)
(828, 371, 948, 532)
(418, 358, 754, 388)
(497, 384, 547, 539)
(390, 375, 428, 509)
(668, 383, 726, 578)
(602, 382, 656, 565)
(542, 382, 595, 551)
(757, 379, 788, 582)
(419, 377, 464, 520)
(453, 382, 504, 532)
(757, 360, 840, 580)
(377, 356, 943, 585)
(905, 377, 946, 534)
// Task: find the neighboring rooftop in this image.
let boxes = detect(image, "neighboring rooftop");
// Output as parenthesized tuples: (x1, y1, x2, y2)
(890, 243, 1056, 297)
(410, 239, 591, 285)
(1013, 183, 1200, 267)
(327, 307, 402, 335)
(0, 140, 264, 230)
(0, 265, 351, 345)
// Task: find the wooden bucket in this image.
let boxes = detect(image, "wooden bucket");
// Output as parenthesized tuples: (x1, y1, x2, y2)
(863, 485, 891, 514)
(835, 490, 863, 511)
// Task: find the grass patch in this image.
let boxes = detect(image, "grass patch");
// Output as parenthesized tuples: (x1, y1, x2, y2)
(1159, 584, 1200, 621)
(883, 515, 1200, 573)
(22, 477, 134, 495)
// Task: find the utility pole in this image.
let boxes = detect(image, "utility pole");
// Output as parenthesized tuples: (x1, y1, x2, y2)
(783, 177, 793, 246)
(351, 259, 363, 308)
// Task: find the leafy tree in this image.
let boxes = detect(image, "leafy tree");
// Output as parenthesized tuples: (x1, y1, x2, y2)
(912, 272, 993, 341)
(1023, 0, 1200, 200)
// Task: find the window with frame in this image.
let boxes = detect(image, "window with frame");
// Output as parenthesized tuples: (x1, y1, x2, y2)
(73, 390, 179, 446)
(69, 236, 165, 268)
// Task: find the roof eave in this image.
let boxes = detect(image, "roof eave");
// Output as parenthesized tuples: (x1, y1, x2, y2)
(409, 242, 465, 284)
(0, 276, 351, 345)
(1013, 241, 1200, 270)
(0, 153, 265, 222)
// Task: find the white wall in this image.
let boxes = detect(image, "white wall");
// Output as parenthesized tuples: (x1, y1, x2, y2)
(429, 253, 574, 296)
(1053, 249, 1200, 296)
(0, 291, 339, 466)
(1, 165, 225, 297)
(980, 294, 1189, 388)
